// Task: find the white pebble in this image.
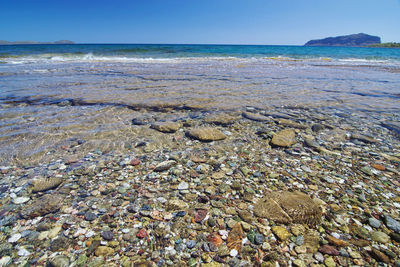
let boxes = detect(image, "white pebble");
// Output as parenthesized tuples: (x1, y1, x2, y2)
(8, 233, 21, 243)
(73, 228, 86, 237)
(230, 249, 238, 257)
(17, 248, 31, 257)
(85, 230, 95, 238)
(13, 197, 30, 204)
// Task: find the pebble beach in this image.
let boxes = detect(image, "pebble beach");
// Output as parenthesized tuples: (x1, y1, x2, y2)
(1, 44, 400, 266)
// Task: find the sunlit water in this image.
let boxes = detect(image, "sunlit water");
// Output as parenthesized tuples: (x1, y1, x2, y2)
(1, 44, 400, 164)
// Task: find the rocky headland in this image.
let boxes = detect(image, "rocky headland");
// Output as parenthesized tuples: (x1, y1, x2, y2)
(304, 33, 381, 47)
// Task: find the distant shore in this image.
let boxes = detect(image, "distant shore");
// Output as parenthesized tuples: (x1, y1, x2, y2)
(0, 40, 75, 45)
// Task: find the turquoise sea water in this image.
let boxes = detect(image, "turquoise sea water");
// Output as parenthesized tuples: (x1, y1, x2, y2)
(1, 43, 400, 63)
(0, 44, 399, 164)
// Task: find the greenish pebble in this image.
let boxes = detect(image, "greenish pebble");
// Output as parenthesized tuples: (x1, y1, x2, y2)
(76, 254, 88, 266)
(188, 258, 197, 267)
(324, 256, 336, 267)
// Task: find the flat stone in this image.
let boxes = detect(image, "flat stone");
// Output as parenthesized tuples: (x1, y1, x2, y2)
(13, 196, 30, 204)
(84, 212, 97, 222)
(154, 160, 176, 172)
(8, 233, 21, 243)
(166, 199, 188, 211)
(319, 245, 339, 256)
(369, 248, 390, 263)
(204, 113, 237, 126)
(371, 231, 390, 243)
(271, 226, 291, 241)
(385, 215, 400, 234)
(20, 195, 63, 219)
(150, 121, 181, 133)
(95, 246, 114, 257)
(326, 235, 349, 247)
(177, 181, 189, 190)
(32, 177, 63, 193)
(242, 111, 269, 122)
(253, 191, 322, 225)
(271, 129, 296, 147)
(187, 127, 226, 141)
(368, 217, 382, 228)
(101, 231, 113, 241)
(49, 255, 70, 267)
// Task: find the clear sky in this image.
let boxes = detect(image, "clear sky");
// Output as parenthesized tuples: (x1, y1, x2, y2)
(1, 0, 399, 45)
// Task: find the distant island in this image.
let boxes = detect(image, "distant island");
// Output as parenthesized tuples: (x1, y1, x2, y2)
(0, 40, 75, 45)
(368, 42, 400, 48)
(304, 33, 381, 47)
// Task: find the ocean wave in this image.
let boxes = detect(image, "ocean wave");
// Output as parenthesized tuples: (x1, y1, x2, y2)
(1, 53, 399, 66)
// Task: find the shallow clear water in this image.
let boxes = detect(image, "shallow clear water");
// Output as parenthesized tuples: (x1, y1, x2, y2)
(0, 44, 400, 164)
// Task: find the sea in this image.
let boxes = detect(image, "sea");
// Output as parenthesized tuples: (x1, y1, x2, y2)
(1, 44, 400, 164)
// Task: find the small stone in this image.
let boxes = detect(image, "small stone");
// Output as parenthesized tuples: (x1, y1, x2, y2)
(314, 252, 324, 262)
(385, 215, 400, 234)
(150, 121, 181, 133)
(293, 259, 306, 267)
(177, 181, 189, 190)
(187, 127, 226, 141)
(227, 223, 243, 252)
(95, 246, 114, 257)
(371, 231, 390, 243)
(311, 124, 325, 132)
(17, 248, 31, 257)
(369, 248, 390, 263)
(324, 256, 336, 267)
(13, 196, 30, 204)
(130, 158, 140, 166)
(186, 240, 196, 249)
(319, 244, 339, 256)
(229, 249, 238, 257)
(101, 231, 113, 241)
(368, 217, 382, 228)
(326, 235, 349, 247)
(271, 129, 296, 147)
(84, 212, 97, 221)
(49, 255, 70, 267)
(295, 245, 307, 254)
(194, 209, 208, 223)
(154, 160, 176, 172)
(167, 199, 188, 211)
(8, 233, 22, 243)
(271, 226, 291, 241)
(137, 229, 147, 239)
(242, 112, 269, 122)
(254, 234, 264, 245)
(76, 254, 88, 266)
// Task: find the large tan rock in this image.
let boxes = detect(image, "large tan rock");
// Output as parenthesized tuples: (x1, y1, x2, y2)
(253, 191, 322, 225)
(187, 127, 226, 141)
(271, 128, 296, 147)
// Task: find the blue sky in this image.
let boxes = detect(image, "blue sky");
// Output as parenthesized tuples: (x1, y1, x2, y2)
(1, 0, 399, 45)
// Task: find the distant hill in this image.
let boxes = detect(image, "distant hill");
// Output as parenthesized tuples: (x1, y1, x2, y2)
(304, 33, 381, 47)
(0, 40, 75, 45)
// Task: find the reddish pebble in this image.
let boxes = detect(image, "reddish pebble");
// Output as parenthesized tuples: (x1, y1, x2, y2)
(137, 229, 147, 239)
(208, 232, 223, 246)
(194, 209, 208, 223)
(371, 164, 385, 171)
(319, 244, 340, 256)
(130, 158, 140, 166)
